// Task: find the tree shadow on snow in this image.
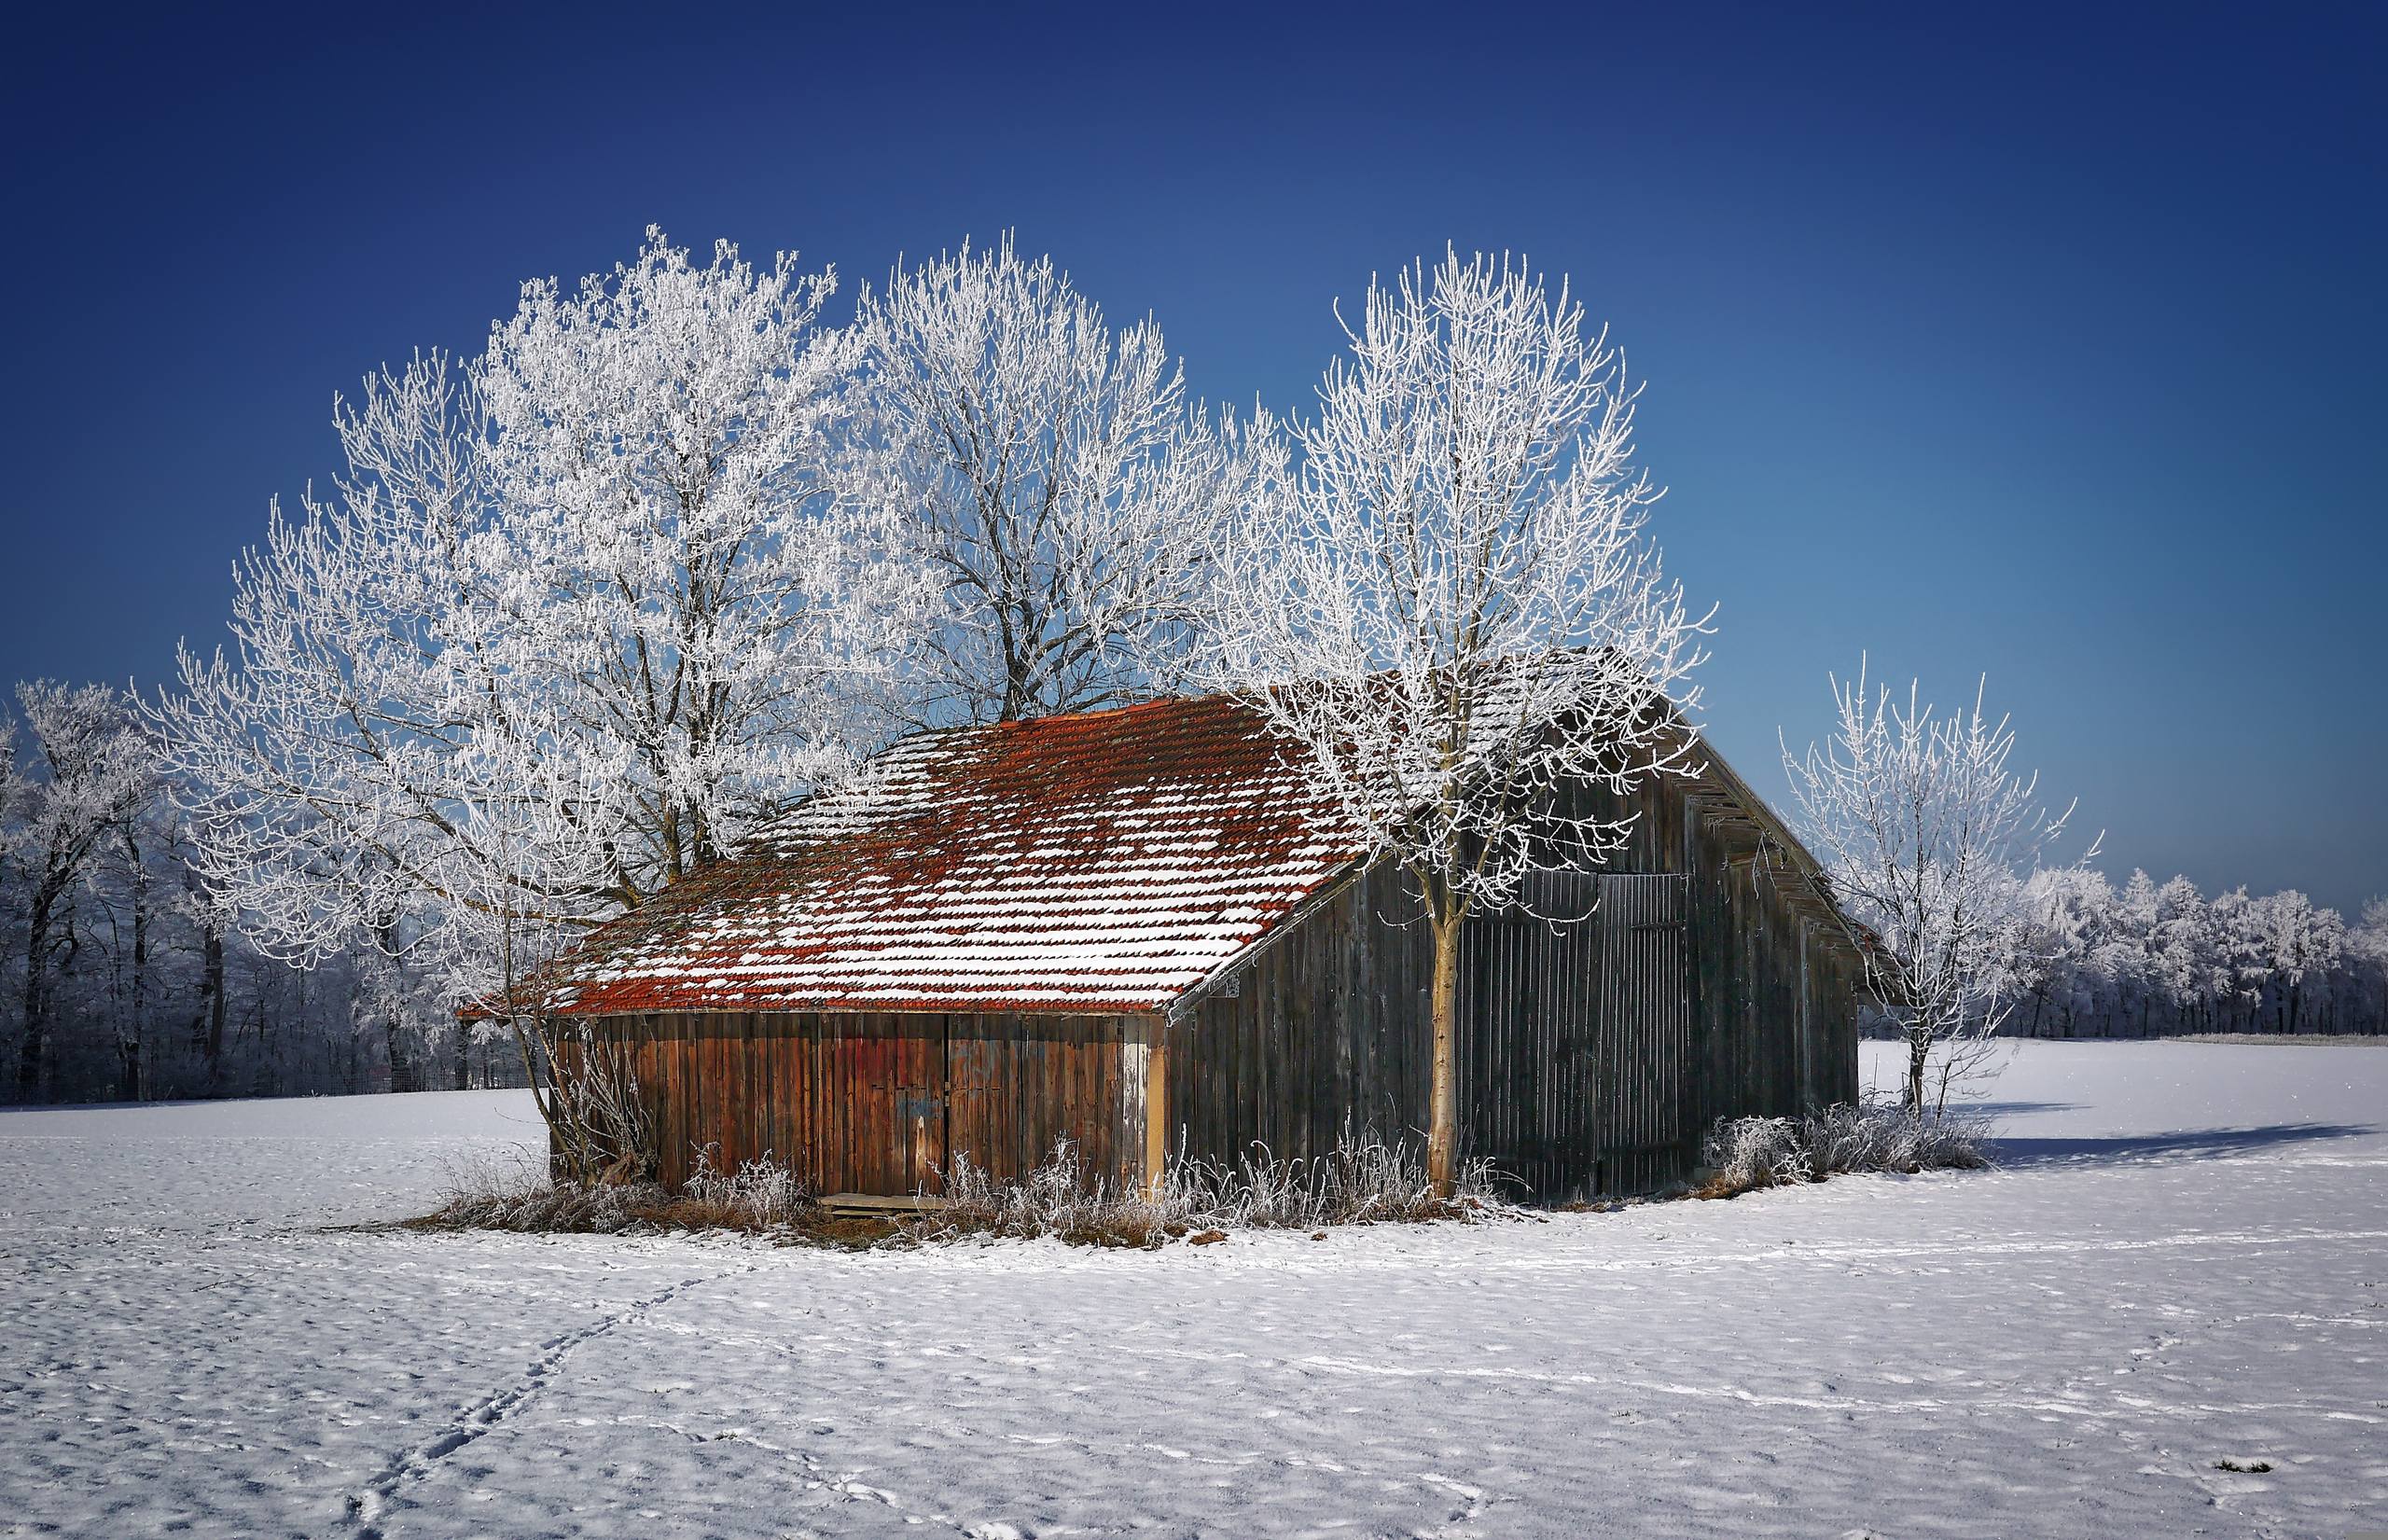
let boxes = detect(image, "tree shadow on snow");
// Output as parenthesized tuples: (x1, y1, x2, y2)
(1993, 1123, 2377, 1166)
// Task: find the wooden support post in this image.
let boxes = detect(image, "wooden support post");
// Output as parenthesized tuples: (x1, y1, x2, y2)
(1144, 1020, 1171, 1199)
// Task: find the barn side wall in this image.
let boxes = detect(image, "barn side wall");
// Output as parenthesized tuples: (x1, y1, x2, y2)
(1171, 767, 1865, 1200)
(580, 1010, 1155, 1195)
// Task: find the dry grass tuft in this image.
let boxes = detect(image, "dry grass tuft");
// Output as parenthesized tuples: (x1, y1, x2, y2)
(899, 1128, 1511, 1248)
(412, 1149, 813, 1237)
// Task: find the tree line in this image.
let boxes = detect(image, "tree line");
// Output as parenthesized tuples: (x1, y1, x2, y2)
(2011, 868, 2387, 1039)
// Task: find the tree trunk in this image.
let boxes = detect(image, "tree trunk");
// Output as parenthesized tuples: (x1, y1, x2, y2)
(18, 882, 61, 1101)
(119, 828, 148, 1103)
(199, 927, 227, 1088)
(1906, 1023, 1929, 1115)
(385, 1012, 415, 1094)
(1426, 909, 1462, 1197)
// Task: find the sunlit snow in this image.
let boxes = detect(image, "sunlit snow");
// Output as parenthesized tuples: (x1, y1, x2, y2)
(3, 1041, 2381, 1537)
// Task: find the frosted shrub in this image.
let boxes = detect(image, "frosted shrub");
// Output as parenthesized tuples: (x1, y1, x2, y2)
(426, 1150, 652, 1233)
(930, 1140, 1157, 1246)
(1700, 1101, 1992, 1198)
(1801, 1101, 1992, 1176)
(542, 1033, 657, 1186)
(1700, 1117, 1812, 1193)
(1164, 1126, 1505, 1228)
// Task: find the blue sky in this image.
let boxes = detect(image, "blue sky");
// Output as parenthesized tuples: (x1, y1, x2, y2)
(3, 3, 2381, 911)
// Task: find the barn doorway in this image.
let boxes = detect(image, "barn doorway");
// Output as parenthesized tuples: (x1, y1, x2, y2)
(1463, 872, 1691, 1199)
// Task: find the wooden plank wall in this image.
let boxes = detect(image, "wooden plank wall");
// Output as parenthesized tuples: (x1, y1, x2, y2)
(1460, 888, 1602, 1198)
(1173, 765, 1866, 1200)
(583, 1010, 1150, 1195)
(1169, 857, 1437, 1174)
(1553, 765, 1865, 1153)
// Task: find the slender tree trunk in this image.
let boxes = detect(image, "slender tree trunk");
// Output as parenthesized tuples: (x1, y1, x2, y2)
(200, 927, 227, 1088)
(1426, 908, 1462, 1197)
(18, 882, 61, 1101)
(119, 828, 148, 1103)
(385, 1010, 415, 1094)
(1906, 1017, 1929, 1115)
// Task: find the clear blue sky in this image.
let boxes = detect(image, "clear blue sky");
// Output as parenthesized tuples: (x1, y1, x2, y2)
(4, 4, 2381, 912)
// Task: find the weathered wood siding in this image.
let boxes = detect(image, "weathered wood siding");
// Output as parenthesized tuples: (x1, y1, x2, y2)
(581, 1010, 1153, 1194)
(1165, 858, 1437, 1173)
(1461, 871, 1695, 1196)
(1169, 765, 1865, 1200)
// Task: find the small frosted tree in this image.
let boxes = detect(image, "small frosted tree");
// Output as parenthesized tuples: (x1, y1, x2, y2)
(857, 236, 1270, 724)
(1783, 662, 2090, 1112)
(1199, 251, 1708, 1193)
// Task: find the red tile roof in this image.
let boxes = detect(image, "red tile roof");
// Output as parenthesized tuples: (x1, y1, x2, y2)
(550, 695, 1369, 1017)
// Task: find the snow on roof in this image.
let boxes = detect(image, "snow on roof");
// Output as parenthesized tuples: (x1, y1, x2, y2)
(551, 695, 1369, 1017)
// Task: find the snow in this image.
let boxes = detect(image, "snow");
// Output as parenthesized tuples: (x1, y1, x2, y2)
(4, 1042, 2383, 1538)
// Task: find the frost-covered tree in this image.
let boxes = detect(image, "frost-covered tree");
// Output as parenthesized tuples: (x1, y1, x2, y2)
(2247, 889, 2344, 1035)
(1199, 251, 1708, 1192)
(7, 684, 152, 1098)
(154, 229, 919, 1008)
(2354, 897, 2388, 1028)
(857, 237, 1270, 724)
(2013, 865, 2110, 1037)
(2147, 874, 2211, 1029)
(1783, 663, 2090, 1112)
(479, 231, 918, 880)
(2207, 887, 2271, 1031)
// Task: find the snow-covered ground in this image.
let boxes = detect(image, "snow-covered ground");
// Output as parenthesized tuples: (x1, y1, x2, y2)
(3, 1042, 2382, 1540)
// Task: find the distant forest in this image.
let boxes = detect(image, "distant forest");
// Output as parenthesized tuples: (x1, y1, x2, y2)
(2008, 867, 2386, 1040)
(1, 683, 521, 1104)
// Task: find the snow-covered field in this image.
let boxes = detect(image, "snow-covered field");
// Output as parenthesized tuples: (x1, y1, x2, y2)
(4, 1043, 2382, 1539)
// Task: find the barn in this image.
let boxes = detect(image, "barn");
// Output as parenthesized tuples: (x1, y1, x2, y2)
(542, 691, 1868, 1201)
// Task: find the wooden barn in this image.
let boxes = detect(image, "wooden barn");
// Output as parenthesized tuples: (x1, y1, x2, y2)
(544, 692, 1868, 1201)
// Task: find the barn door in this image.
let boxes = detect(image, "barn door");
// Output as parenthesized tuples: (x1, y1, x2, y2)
(1595, 873, 1690, 1191)
(849, 1015, 946, 1196)
(1461, 873, 1604, 1198)
(942, 1016, 1007, 1185)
